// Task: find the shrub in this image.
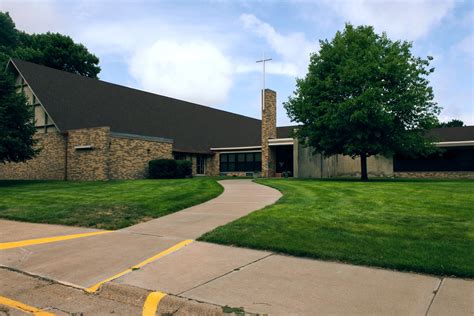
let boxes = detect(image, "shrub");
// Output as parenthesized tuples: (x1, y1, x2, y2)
(176, 160, 192, 178)
(149, 159, 177, 179)
(148, 159, 192, 179)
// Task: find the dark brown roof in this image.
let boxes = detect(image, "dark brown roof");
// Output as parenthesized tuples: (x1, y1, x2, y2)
(11, 59, 273, 153)
(277, 125, 298, 138)
(427, 126, 474, 142)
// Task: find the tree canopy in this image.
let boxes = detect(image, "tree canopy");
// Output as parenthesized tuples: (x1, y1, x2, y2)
(437, 119, 464, 128)
(284, 24, 440, 180)
(0, 11, 100, 78)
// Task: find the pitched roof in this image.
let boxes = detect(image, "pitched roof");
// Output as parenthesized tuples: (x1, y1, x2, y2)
(277, 125, 297, 138)
(11, 59, 273, 153)
(428, 126, 474, 142)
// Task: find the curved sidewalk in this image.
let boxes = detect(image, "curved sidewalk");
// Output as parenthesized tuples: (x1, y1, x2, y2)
(123, 179, 282, 238)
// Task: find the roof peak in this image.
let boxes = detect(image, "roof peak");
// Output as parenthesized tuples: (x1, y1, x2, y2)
(10, 58, 261, 123)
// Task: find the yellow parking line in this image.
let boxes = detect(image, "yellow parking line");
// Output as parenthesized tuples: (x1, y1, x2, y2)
(0, 295, 55, 315)
(86, 239, 193, 293)
(0, 231, 112, 250)
(142, 291, 167, 316)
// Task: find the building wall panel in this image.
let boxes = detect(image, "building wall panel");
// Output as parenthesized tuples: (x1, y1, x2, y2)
(109, 136, 172, 179)
(0, 132, 66, 180)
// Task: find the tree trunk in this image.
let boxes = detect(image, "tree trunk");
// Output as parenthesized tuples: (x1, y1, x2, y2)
(360, 153, 368, 181)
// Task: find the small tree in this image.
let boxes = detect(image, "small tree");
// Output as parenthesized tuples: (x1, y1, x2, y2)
(0, 72, 37, 163)
(285, 24, 440, 181)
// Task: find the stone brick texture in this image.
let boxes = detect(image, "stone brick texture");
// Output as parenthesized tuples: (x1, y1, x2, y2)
(1, 126, 173, 181)
(261, 89, 277, 178)
(394, 171, 474, 179)
(67, 127, 110, 181)
(109, 135, 172, 179)
(206, 154, 220, 176)
(0, 132, 66, 180)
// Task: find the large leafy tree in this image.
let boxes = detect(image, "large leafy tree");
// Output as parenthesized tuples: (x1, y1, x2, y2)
(0, 11, 101, 164)
(0, 12, 101, 78)
(285, 24, 440, 180)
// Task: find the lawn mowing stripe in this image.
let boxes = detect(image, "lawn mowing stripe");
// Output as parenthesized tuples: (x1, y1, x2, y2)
(85, 239, 194, 293)
(0, 295, 55, 315)
(142, 291, 167, 316)
(0, 231, 113, 250)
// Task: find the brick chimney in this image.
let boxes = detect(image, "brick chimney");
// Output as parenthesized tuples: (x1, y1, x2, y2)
(261, 89, 277, 177)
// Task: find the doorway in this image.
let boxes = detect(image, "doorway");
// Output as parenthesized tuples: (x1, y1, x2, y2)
(275, 145, 294, 176)
(196, 155, 206, 175)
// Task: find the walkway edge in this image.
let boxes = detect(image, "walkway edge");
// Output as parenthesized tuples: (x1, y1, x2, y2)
(98, 282, 246, 315)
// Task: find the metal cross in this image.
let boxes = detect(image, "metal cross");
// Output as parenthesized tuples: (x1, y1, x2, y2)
(256, 53, 272, 110)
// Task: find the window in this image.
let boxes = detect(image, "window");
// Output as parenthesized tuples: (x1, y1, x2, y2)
(219, 152, 262, 172)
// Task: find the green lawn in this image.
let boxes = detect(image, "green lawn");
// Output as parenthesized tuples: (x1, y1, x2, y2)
(200, 179, 474, 278)
(0, 178, 223, 230)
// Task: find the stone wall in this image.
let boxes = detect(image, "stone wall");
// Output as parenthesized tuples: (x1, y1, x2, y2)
(109, 135, 172, 179)
(261, 89, 277, 177)
(0, 132, 66, 180)
(394, 171, 474, 179)
(295, 141, 394, 178)
(66, 127, 110, 181)
(333, 155, 393, 177)
(206, 154, 220, 176)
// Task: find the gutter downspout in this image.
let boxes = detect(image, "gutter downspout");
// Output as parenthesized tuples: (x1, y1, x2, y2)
(63, 132, 68, 181)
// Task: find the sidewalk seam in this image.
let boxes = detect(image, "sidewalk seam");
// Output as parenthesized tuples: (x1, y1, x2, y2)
(177, 252, 274, 296)
(424, 277, 444, 316)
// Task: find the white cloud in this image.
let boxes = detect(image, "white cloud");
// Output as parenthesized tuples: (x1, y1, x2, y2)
(129, 40, 233, 106)
(239, 14, 318, 77)
(326, 0, 455, 40)
(0, 0, 64, 34)
(235, 62, 298, 76)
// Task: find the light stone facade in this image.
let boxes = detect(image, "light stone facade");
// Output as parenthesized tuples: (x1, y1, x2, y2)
(206, 154, 220, 176)
(0, 132, 66, 180)
(67, 127, 110, 181)
(294, 140, 394, 178)
(394, 171, 474, 179)
(109, 135, 173, 180)
(0, 127, 173, 181)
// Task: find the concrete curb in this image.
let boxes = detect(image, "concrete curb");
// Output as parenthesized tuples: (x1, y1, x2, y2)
(98, 282, 246, 315)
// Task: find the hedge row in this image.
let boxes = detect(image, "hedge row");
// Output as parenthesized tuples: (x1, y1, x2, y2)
(149, 159, 192, 179)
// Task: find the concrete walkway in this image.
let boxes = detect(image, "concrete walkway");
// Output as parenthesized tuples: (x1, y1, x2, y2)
(1, 180, 472, 315)
(124, 179, 282, 239)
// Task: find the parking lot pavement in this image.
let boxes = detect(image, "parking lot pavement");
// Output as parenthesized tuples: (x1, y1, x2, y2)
(2, 180, 472, 315)
(0, 231, 189, 289)
(0, 220, 102, 243)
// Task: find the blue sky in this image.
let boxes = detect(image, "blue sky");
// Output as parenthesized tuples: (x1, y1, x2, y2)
(1, 0, 473, 125)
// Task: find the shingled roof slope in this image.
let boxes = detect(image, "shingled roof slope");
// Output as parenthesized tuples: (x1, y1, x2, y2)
(11, 59, 266, 153)
(427, 126, 474, 142)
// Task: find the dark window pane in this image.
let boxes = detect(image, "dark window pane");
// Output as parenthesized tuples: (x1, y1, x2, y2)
(220, 154, 228, 162)
(255, 152, 261, 161)
(238, 153, 245, 162)
(246, 162, 253, 171)
(228, 154, 235, 162)
(220, 162, 227, 172)
(228, 162, 235, 171)
(246, 153, 254, 162)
